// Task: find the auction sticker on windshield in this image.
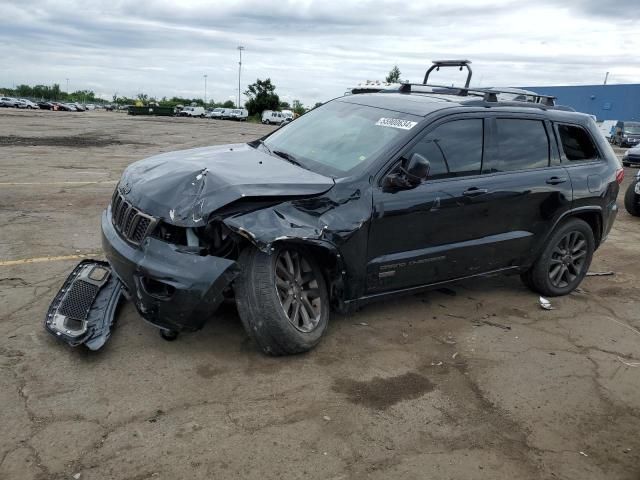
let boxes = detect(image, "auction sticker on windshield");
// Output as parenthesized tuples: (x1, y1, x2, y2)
(376, 118, 418, 130)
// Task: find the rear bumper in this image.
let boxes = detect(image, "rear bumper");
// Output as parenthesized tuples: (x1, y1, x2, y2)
(101, 208, 240, 332)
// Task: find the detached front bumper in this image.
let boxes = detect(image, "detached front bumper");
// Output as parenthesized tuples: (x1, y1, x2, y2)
(101, 208, 239, 332)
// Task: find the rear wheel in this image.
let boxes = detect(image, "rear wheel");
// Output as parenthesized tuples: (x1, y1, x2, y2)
(235, 245, 329, 355)
(522, 218, 594, 296)
(625, 180, 640, 216)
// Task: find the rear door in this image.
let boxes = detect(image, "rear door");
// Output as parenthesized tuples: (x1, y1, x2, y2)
(477, 115, 573, 270)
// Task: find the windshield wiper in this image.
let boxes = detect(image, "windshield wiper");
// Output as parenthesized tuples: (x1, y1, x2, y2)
(273, 150, 305, 168)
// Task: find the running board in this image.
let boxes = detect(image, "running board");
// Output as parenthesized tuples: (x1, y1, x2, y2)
(45, 260, 124, 350)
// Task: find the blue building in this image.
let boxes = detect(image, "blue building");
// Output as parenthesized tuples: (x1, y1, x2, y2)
(521, 84, 640, 122)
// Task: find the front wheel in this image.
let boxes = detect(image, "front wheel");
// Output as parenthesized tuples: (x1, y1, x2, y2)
(235, 245, 329, 355)
(521, 218, 594, 296)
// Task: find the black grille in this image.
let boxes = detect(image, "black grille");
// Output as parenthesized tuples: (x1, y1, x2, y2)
(111, 190, 155, 245)
(58, 280, 99, 320)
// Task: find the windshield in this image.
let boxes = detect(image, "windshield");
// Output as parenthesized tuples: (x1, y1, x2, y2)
(261, 100, 421, 177)
(624, 123, 640, 135)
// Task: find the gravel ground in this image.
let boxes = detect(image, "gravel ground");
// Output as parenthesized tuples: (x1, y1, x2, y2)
(1, 109, 639, 480)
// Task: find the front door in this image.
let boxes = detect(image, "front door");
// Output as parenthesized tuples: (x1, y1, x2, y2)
(367, 116, 493, 293)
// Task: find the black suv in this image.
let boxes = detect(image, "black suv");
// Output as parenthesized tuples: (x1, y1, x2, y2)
(47, 68, 623, 355)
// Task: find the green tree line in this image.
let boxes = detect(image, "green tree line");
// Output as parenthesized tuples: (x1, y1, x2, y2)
(0, 83, 103, 103)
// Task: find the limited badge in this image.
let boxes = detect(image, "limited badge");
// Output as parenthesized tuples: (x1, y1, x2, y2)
(375, 118, 417, 130)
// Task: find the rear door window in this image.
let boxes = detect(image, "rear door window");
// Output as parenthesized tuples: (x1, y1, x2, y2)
(556, 124, 599, 161)
(485, 119, 550, 172)
(407, 119, 484, 180)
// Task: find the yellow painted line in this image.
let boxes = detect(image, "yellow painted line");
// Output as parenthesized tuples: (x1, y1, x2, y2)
(0, 180, 118, 186)
(0, 253, 101, 267)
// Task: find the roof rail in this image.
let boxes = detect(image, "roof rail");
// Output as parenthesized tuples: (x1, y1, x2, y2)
(395, 83, 556, 106)
(424, 60, 473, 88)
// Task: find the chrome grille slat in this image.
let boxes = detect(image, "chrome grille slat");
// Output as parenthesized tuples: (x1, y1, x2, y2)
(110, 190, 156, 245)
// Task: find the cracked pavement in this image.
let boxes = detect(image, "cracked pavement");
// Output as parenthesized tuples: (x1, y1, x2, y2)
(1, 109, 639, 479)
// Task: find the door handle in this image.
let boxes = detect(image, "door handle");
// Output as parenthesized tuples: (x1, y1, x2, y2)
(546, 176, 567, 185)
(462, 187, 488, 196)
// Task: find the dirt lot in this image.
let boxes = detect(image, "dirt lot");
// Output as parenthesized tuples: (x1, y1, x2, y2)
(1, 109, 640, 480)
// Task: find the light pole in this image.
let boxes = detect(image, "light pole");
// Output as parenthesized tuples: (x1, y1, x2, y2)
(237, 46, 245, 108)
(66, 78, 70, 94)
(203, 74, 208, 106)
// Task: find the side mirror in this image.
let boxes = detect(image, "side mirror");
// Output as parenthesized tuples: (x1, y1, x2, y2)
(404, 153, 430, 184)
(383, 153, 430, 191)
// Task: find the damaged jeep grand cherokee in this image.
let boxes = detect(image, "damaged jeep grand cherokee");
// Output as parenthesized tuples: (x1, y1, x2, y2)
(46, 71, 622, 356)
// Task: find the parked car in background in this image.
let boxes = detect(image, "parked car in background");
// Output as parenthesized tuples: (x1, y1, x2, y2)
(622, 145, 640, 167)
(612, 121, 640, 147)
(207, 108, 233, 119)
(17, 99, 39, 109)
(179, 106, 205, 117)
(281, 110, 294, 122)
(105, 104, 115, 111)
(37, 101, 55, 110)
(262, 110, 286, 125)
(55, 103, 74, 112)
(85, 104, 96, 110)
(229, 108, 248, 121)
(597, 120, 617, 142)
(1, 96, 20, 107)
(625, 170, 640, 216)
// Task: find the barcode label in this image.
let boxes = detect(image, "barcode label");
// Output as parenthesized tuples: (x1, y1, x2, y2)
(376, 118, 417, 130)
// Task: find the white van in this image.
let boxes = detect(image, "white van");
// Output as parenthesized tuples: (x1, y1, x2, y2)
(229, 108, 248, 121)
(179, 106, 205, 117)
(262, 110, 286, 125)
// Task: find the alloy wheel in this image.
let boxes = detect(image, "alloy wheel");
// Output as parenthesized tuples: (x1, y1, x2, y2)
(548, 231, 587, 288)
(274, 250, 322, 333)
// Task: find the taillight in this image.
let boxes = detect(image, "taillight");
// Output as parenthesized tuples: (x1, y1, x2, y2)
(616, 168, 624, 185)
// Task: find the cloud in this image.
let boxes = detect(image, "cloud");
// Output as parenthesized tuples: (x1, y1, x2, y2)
(1, 0, 638, 105)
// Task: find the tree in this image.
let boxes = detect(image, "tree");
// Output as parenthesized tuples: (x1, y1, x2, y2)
(222, 100, 235, 108)
(292, 99, 305, 116)
(244, 78, 280, 116)
(279, 101, 290, 109)
(386, 65, 401, 83)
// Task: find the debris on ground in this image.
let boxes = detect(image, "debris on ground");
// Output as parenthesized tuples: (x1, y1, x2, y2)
(452, 352, 459, 359)
(579, 451, 588, 457)
(617, 357, 640, 367)
(355, 322, 369, 326)
(483, 320, 511, 330)
(539, 297, 553, 310)
(586, 271, 615, 277)
(323, 415, 331, 421)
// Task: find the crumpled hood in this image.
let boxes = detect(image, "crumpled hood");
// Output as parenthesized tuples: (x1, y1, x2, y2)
(119, 143, 335, 226)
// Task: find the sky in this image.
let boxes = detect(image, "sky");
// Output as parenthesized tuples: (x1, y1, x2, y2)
(1, 0, 639, 106)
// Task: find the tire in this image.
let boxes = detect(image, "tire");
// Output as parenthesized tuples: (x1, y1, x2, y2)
(235, 245, 330, 355)
(623, 162, 630, 167)
(625, 180, 640, 216)
(522, 218, 595, 296)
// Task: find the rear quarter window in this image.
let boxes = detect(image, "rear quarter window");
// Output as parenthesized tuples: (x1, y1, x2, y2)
(557, 124, 599, 161)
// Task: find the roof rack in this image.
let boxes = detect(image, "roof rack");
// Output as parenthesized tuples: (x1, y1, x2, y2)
(388, 60, 557, 107)
(424, 60, 473, 88)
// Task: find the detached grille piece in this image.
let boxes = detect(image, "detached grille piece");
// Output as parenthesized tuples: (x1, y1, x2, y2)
(111, 190, 156, 245)
(58, 280, 99, 320)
